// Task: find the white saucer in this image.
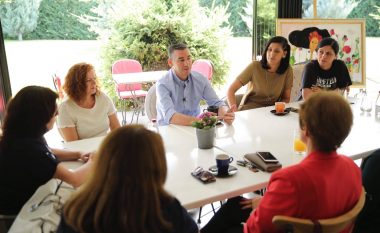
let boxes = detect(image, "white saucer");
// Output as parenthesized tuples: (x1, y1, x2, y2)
(208, 165, 238, 177)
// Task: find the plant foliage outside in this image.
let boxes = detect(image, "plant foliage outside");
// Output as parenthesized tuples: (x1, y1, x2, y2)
(191, 111, 218, 129)
(303, 0, 358, 19)
(24, 0, 99, 40)
(0, 0, 40, 40)
(348, 0, 380, 37)
(370, 5, 380, 26)
(199, 0, 251, 37)
(0, 0, 98, 40)
(240, 0, 276, 55)
(93, 0, 231, 109)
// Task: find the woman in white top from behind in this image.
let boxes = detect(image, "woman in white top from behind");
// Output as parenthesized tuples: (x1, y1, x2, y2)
(57, 62, 120, 141)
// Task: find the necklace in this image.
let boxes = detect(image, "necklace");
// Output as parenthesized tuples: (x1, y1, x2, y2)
(265, 71, 272, 102)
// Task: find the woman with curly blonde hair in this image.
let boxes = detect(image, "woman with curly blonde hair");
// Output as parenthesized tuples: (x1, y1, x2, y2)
(57, 62, 120, 141)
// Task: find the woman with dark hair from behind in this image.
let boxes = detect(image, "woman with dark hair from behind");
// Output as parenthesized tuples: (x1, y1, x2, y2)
(227, 36, 293, 111)
(57, 125, 198, 233)
(353, 149, 380, 233)
(0, 86, 92, 226)
(302, 37, 352, 100)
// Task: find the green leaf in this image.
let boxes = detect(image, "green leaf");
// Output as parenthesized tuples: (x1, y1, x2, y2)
(96, 0, 232, 109)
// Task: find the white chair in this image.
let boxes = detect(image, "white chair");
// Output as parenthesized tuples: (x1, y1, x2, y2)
(290, 63, 305, 102)
(144, 84, 157, 123)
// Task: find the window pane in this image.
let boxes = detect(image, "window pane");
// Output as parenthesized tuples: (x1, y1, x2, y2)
(302, 0, 314, 18)
(317, 0, 358, 19)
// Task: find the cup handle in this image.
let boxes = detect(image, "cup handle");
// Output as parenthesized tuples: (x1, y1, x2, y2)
(229, 157, 234, 163)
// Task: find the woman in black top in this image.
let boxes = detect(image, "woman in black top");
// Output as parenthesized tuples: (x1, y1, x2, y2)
(0, 86, 92, 218)
(57, 125, 198, 233)
(353, 149, 380, 233)
(302, 37, 352, 100)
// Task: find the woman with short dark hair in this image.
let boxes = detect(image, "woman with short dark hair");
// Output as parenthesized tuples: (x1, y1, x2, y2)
(302, 37, 352, 100)
(57, 62, 120, 141)
(57, 125, 198, 233)
(0, 86, 92, 218)
(227, 36, 293, 111)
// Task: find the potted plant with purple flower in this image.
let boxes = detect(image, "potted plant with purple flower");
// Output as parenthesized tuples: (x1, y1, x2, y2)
(191, 111, 218, 149)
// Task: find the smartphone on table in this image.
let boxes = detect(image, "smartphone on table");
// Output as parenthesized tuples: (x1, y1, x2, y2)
(256, 152, 278, 163)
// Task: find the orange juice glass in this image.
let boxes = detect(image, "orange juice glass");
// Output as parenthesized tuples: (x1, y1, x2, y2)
(293, 130, 306, 155)
(294, 139, 307, 153)
(275, 102, 285, 113)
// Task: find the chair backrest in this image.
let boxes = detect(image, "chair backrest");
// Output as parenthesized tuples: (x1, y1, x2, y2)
(112, 59, 143, 92)
(192, 59, 213, 81)
(144, 84, 157, 122)
(290, 63, 305, 102)
(52, 74, 64, 99)
(272, 187, 366, 233)
(0, 214, 16, 232)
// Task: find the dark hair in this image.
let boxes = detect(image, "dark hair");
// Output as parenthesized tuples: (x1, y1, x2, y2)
(317, 37, 339, 55)
(64, 125, 173, 233)
(260, 36, 291, 74)
(168, 43, 188, 59)
(63, 62, 100, 102)
(1, 86, 58, 144)
(299, 92, 352, 152)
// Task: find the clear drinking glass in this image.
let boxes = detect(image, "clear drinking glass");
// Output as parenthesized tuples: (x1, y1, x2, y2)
(360, 91, 372, 115)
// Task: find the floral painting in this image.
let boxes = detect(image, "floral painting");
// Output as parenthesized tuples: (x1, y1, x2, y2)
(276, 19, 366, 86)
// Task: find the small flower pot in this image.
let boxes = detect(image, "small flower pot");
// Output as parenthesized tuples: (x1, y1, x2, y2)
(195, 127, 215, 149)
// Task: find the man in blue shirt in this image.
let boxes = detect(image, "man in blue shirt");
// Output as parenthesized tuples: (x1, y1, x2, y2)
(156, 43, 235, 126)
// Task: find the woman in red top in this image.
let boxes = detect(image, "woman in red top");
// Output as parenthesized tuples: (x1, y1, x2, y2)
(201, 91, 362, 233)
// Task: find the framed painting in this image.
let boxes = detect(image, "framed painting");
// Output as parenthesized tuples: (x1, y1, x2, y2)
(276, 19, 366, 87)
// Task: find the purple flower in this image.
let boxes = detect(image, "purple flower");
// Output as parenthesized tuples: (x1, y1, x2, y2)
(192, 111, 217, 129)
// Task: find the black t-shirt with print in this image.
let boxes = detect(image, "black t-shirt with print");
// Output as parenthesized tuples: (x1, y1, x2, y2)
(302, 59, 352, 90)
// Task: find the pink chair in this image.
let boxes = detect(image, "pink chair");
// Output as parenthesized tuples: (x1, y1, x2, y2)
(191, 59, 213, 81)
(52, 74, 64, 100)
(112, 59, 147, 124)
